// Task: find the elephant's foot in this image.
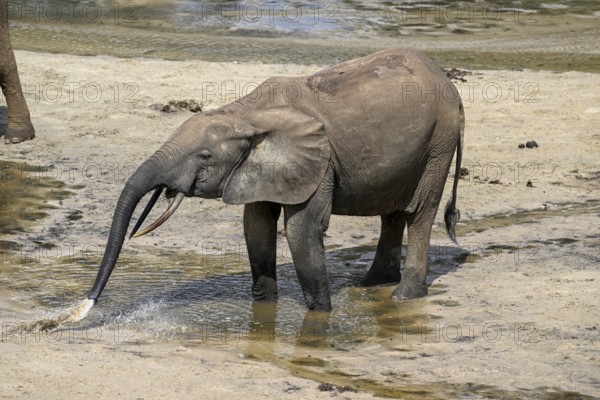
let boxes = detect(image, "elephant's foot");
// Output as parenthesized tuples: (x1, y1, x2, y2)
(5, 122, 35, 144)
(304, 291, 332, 312)
(361, 267, 401, 287)
(252, 276, 278, 301)
(391, 280, 427, 300)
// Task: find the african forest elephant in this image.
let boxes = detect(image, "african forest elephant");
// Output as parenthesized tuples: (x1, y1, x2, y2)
(0, 0, 35, 143)
(78, 48, 464, 318)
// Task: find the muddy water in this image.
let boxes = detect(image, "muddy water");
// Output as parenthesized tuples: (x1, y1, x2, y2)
(7, 0, 600, 71)
(1, 161, 598, 398)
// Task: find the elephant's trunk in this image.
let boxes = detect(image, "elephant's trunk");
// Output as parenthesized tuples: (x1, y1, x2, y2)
(87, 158, 162, 301)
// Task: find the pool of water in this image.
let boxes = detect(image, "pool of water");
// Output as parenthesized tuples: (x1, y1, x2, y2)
(7, 0, 600, 71)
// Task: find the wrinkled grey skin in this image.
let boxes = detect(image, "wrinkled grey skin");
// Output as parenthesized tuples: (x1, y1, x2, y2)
(0, 0, 35, 144)
(87, 48, 464, 311)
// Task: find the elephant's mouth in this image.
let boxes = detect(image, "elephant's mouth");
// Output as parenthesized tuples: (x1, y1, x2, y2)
(129, 186, 185, 238)
(165, 187, 181, 198)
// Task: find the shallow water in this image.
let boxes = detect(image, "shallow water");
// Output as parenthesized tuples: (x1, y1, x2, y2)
(0, 160, 597, 349)
(7, 0, 600, 71)
(1, 160, 599, 397)
(0, 163, 458, 350)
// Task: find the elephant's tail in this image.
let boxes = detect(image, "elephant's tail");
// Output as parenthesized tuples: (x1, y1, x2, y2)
(444, 100, 464, 245)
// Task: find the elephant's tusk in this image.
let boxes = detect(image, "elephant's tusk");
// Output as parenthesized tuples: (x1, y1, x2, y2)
(132, 192, 185, 238)
(129, 187, 164, 239)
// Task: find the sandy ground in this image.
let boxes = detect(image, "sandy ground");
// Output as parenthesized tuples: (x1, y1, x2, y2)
(1, 50, 600, 399)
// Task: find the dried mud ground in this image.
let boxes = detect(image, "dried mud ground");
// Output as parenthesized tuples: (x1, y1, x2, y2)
(0, 51, 599, 399)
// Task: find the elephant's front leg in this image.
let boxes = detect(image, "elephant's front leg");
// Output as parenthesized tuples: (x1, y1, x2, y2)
(283, 169, 334, 311)
(244, 202, 281, 301)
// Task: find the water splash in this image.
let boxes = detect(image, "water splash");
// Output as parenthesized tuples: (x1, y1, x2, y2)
(109, 299, 186, 342)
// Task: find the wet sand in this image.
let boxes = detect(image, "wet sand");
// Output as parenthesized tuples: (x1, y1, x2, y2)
(1, 50, 599, 398)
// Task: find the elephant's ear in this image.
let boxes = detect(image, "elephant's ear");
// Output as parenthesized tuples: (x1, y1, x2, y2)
(223, 106, 330, 205)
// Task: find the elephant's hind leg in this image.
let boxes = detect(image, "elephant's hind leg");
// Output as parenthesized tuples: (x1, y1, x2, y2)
(1, 69, 36, 143)
(391, 207, 435, 300)
(244, 202, 282, 301)
(392, 119, 460, 299)
(362, 211, 406, 286)
(0, 0, 35, 145)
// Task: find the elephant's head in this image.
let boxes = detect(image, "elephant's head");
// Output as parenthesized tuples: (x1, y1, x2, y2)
(86, 105, 330, 303)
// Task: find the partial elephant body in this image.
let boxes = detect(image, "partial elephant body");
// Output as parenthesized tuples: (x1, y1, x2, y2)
(81, 48, 464, 317)
(227, 49, 462, 217)
(0, 0, 35, 143)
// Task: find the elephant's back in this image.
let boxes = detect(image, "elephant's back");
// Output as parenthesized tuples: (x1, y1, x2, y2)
(302, 48, 460, 216)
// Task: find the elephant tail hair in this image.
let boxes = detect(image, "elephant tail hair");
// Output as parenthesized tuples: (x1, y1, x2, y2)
(444, 100, 464, 245)
(444, 197, 460, 245)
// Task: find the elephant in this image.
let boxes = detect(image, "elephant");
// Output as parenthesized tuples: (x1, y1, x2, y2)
(72, 48, 464, 320)
(0, 0, 35, 144)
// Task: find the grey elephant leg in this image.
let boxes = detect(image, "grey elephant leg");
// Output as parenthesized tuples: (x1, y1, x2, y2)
(284, 167, 334, 311)
(391, 160, 450, 300)
(0, 0, 35, 144)
(244, 201, 281, 301)
(362, 210, 407, 286)
(392, 120, 459, 300)
(391, 208, 435, 300)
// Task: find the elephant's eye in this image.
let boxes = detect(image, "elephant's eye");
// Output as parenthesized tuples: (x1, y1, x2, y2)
(199, 150, 212, 160)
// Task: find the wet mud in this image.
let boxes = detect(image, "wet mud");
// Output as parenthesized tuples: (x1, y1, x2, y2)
(0, 161, 81, 235)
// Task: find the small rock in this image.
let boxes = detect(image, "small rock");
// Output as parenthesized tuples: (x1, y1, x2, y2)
(318, 383, 335, 392)
(317, 383, 356, 393)
(526, 180, 534, 187)
(526, 140, 539, 148)
(151, 99, 203, 113)
(459, 167, 469, 178)
(283, 382, 302, 393)
(161, 103, 177, 113)
(444, 68, 471, 82)
(488, 179, 501, 184)
(518, 143, 525, 149)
